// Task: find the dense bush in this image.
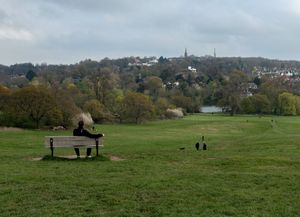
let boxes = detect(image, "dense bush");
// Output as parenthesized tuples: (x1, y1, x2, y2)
(278, 92, 297, 115)
(122, 92, 154, 124)
(241, 94, 271, 114)
(83, 99, 113, 123)
(165, 108, 184, 119)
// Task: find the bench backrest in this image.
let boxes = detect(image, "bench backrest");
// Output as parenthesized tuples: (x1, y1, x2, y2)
(44, 136, 103, 148)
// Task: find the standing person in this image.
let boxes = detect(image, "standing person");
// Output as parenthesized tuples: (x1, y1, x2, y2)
(73, 120, 104, 158)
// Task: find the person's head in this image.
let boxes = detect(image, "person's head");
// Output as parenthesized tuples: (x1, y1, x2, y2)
(78, 120, 84, 128)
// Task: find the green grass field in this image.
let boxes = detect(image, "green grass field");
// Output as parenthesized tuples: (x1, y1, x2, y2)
(0, 115, 299, 217)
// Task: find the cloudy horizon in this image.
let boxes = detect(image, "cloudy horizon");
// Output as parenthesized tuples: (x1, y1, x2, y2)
(1, 0, 300, 65)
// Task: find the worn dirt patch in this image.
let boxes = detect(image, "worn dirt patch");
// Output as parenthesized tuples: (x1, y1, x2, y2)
(30, 155, 126, 161)
(59, 155, 78, 159)
(31, 157, 43, 161)
(30, 155, 78, 161)
(109, 155, 126, 161)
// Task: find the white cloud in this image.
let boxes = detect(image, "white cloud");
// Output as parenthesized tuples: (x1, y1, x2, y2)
(0, 27, 33, 41)
(286, 0, 300, 15)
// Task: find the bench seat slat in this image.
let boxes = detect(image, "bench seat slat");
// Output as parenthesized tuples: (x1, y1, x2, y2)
(44, 136, 103, 148)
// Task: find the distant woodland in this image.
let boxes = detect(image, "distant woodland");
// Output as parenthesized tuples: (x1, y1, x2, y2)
(1, 55, 300, 128)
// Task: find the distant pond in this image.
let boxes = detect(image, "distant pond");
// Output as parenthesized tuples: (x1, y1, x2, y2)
(200, 106, 223, 113)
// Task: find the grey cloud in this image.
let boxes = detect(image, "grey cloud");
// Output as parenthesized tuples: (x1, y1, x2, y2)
(0, 0, 300, 65)
(0, 9, 7, 20)
(42, 0, 141, 14)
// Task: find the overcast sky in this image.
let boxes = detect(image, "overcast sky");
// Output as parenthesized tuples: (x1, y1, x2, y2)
(1, 0, 300, 65)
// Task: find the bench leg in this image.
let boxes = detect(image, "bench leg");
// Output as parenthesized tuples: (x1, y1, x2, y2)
(51, 147, 54, 157)
(50, 138, 54, 157)
(96, 140, 99, 156)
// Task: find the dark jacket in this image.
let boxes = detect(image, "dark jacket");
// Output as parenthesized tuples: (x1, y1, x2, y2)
(73, 128, 103, 138)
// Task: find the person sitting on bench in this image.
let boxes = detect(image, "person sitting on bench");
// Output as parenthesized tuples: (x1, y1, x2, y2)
(73, 120, 104, 158)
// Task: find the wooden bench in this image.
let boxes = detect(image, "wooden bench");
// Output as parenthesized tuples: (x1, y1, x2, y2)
(44, 136, 104, 157)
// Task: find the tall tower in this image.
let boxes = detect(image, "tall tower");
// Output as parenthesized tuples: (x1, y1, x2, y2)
(214, 48, 216, 58)
(184, 48, 188, 58)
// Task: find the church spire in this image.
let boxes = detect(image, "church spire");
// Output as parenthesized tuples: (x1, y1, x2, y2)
(184, 48, 188, 58)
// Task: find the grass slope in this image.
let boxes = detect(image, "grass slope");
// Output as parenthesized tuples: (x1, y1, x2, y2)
(0, 115, 299, 217)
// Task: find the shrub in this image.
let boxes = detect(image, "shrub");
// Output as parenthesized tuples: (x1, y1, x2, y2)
(165, 108, 184, 119)
(83, 99, 113, 123)
(72, 112, 94, 127)
(123, 92, 154, 124)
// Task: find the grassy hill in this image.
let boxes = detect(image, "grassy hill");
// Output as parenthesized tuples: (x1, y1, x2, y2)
(0, 115, 299, 217)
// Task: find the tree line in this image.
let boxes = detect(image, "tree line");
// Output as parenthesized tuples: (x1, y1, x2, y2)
(1, 56, 300, 129)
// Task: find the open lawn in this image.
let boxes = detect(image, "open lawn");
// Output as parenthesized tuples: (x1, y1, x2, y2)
(0, 115, 299, 217)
